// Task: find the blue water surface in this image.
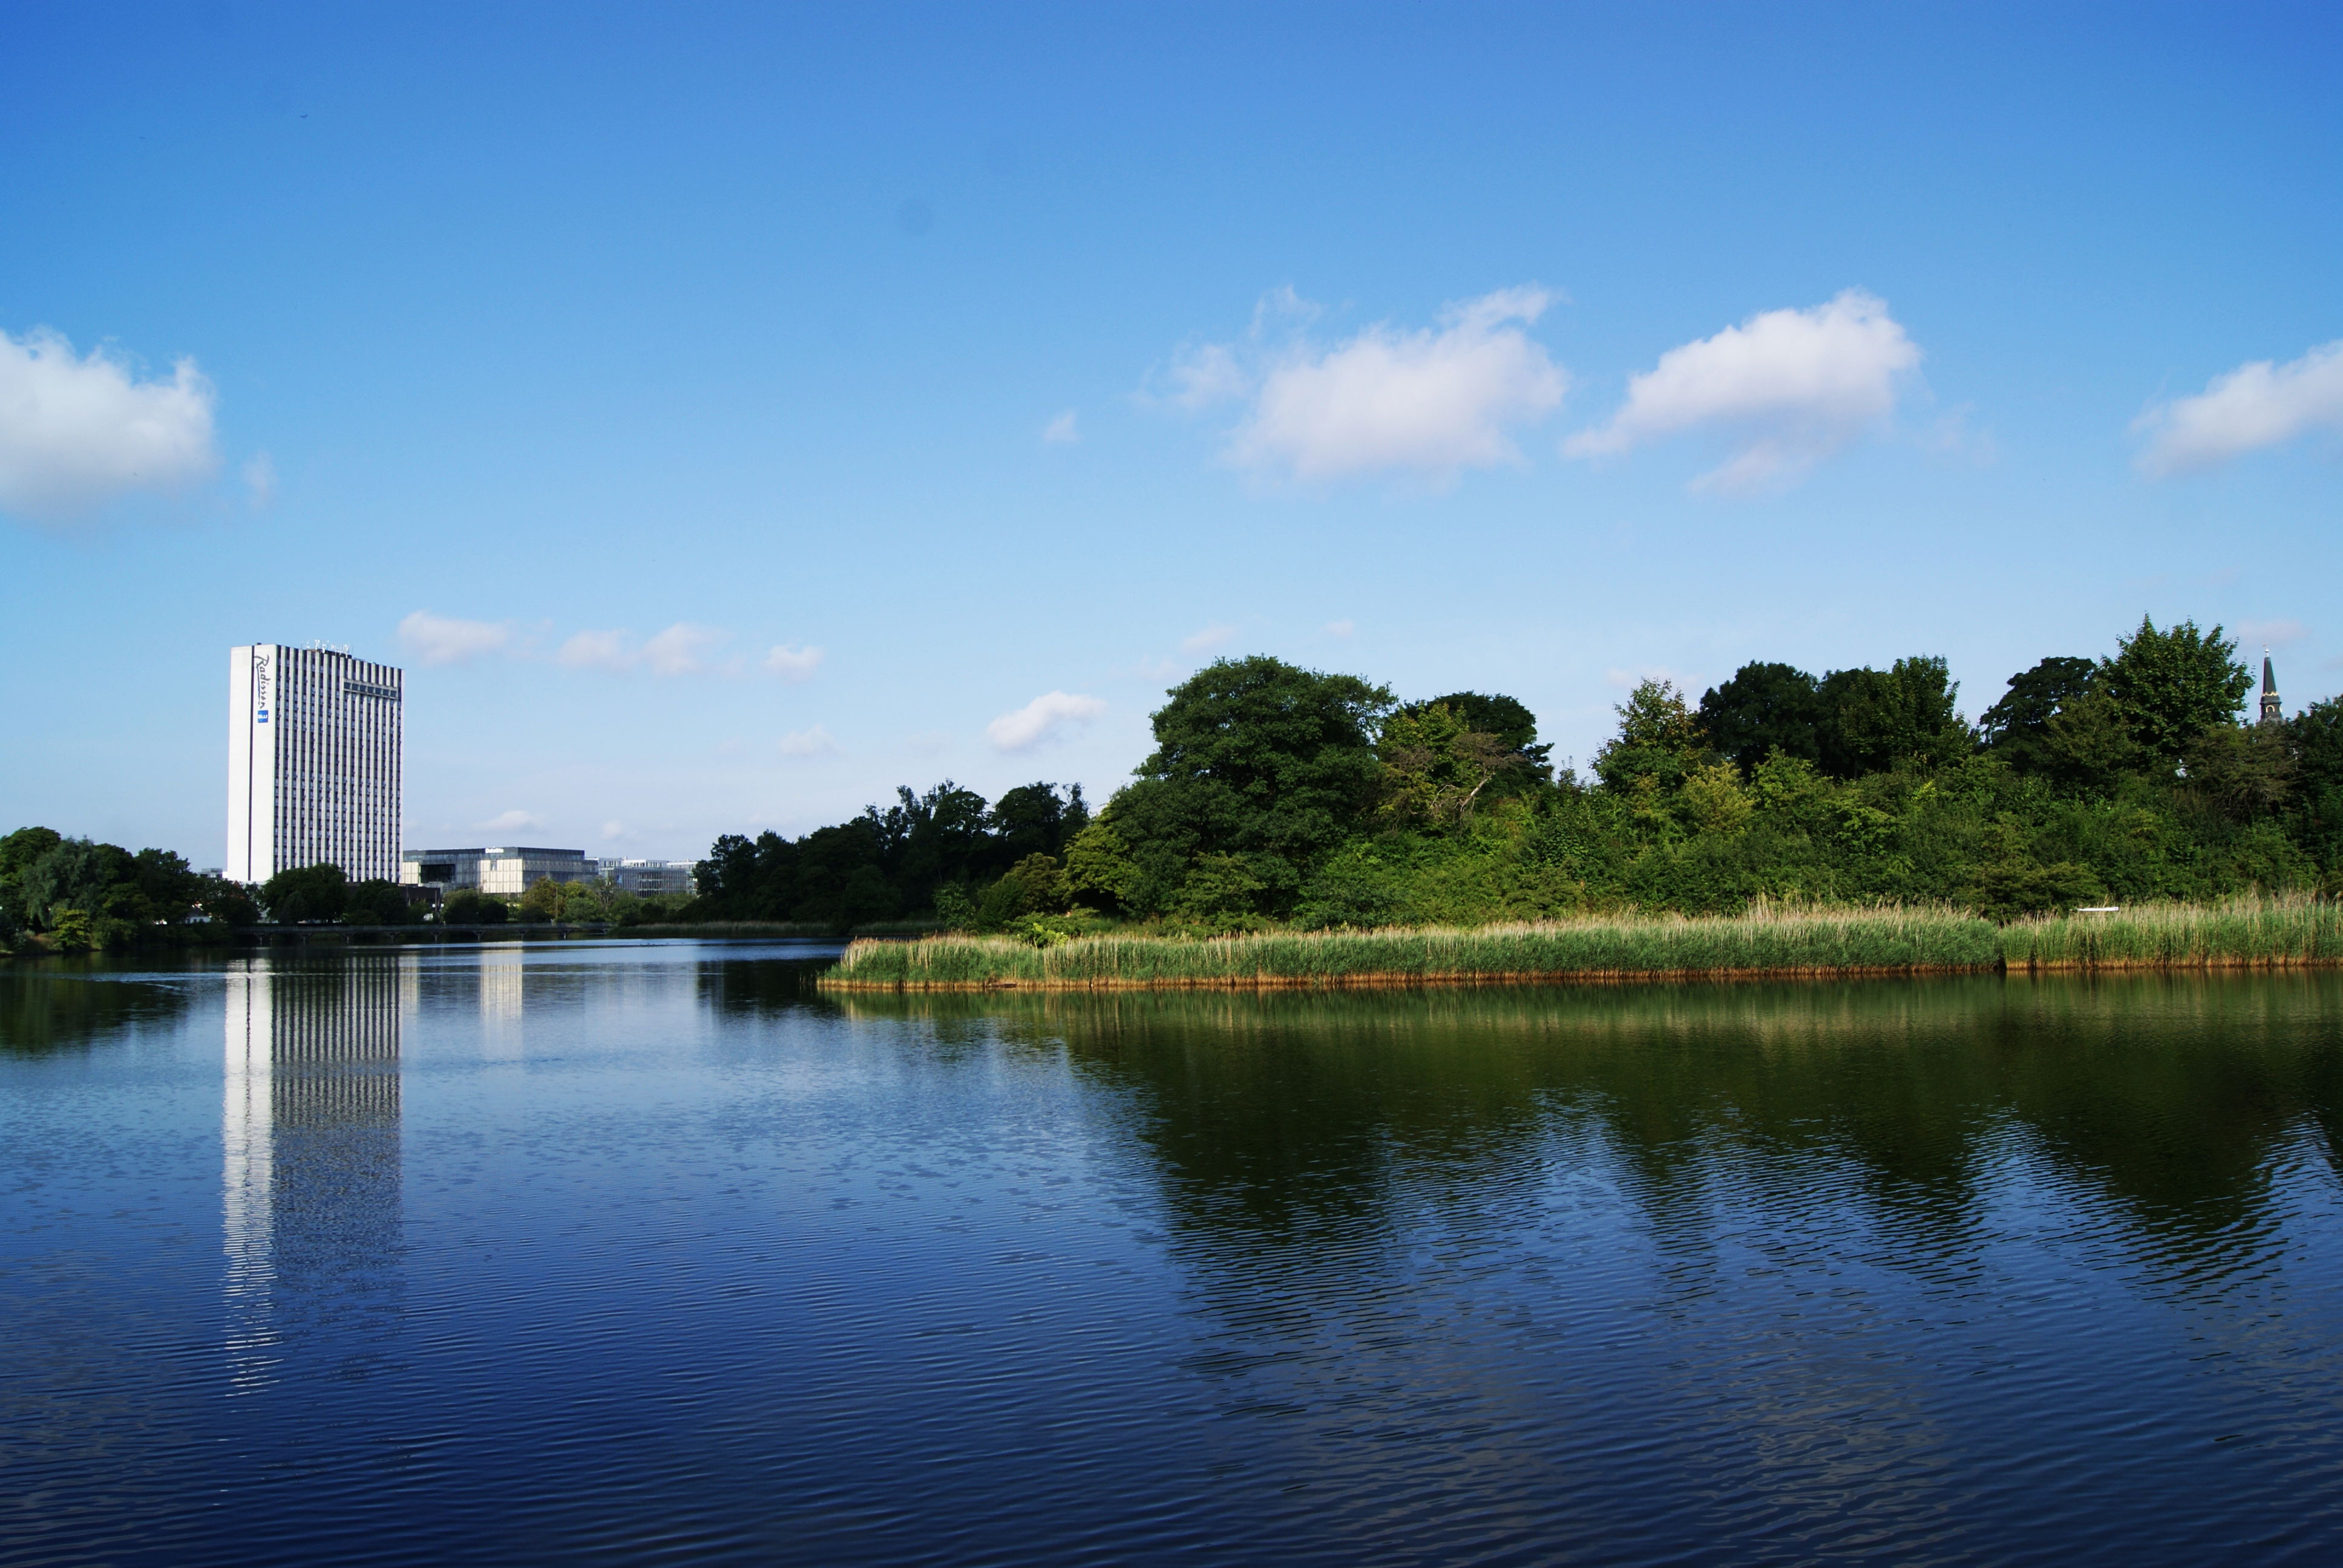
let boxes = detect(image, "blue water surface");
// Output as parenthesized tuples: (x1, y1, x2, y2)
(5, 943, 2343, 1565)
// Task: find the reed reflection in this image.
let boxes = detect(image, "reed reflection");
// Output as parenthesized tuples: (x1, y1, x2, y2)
(837, 974, 2343, 1295)
(221, 956, 407, 1393)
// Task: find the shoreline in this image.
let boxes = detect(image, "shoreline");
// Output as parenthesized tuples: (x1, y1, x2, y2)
(819, 901, 2343, 993)
(822, 955, 2343, 993)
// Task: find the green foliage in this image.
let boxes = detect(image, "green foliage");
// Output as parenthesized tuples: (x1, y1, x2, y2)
(1594, 679, 1707, 794)
(441, 888, 509, 924)
(681, 610, 2343, 943)
(2003, 895, 2343, 967)
(262, 863, 349, 923)
(976, 853, 1071, 928)
(1062, 819, 1143, 912)
(1110, 656, 1394, 914)
(824, 906, 2008, 989)
(1981, 656, 2096, 773)
(932, 883, 979, 930)
(692, 779, 1087, 927)
(1699, 662, 1826, 772)
(1170, 852, 1277, 932)
(516, 875, 565, 922)
(1820, 656, 1971, 776)
(1377, 702, 1520, 829)
(1962, 857, 2105, 923)
(2100, 615, 2253, 762)
(1411, 691, 1553, 790)
(344, 878, 417, 926)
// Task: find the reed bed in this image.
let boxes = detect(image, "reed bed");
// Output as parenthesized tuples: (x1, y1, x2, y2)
(821, 906, 2005, 991)
(2002, 895, 2343, 970)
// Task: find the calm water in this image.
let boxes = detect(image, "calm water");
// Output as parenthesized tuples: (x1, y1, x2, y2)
(5, 944, 2343, 1566)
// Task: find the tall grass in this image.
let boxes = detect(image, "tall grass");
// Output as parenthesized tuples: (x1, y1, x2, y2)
(2002, 894, 2343, 970)
(822, 906, 2005, 991)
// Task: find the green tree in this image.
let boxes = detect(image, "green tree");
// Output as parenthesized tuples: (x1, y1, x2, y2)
(442, 888, 508, 925)
(2099, 615, 2253, 762)
(1819, 657, 1970, 776)
(977, 853, 1070, 927)
(1061, 818, 1143, 912)
(1698, 663, 1825, 773)
(1594, 679, 1706, 794)
(516, 875, 563, 922)
(1412, 692, 1553, 785)
(0, 827, 64, 924)
(344, 878, 416, 925)
(1376, 702, 1520, 830)
(2183, 723, 2296, 822)
(1107, 656, 1394, 914)
(262, 863, 349, 923)
(18, 838, 145, 929)
(1981, 656, 2097, 774)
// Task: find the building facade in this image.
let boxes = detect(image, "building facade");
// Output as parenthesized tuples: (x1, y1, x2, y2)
(597, 858, 699, 897)
(401, 846, 598, 897)
(228, 645, 403, 886)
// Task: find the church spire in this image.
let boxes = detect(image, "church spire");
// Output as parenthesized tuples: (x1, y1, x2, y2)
(2260, 649, 2282, 725)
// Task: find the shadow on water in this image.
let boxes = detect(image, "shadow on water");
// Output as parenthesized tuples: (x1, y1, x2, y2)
(834, 973, 2343, 1299)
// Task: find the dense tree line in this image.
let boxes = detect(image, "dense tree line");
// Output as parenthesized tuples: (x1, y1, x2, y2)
(692, 781, 1090, 925)
(0, 828, 261, 951)
(689, 615, 2343, 933)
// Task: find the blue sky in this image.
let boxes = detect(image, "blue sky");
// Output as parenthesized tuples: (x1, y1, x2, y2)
(3, 2, 2338, 865)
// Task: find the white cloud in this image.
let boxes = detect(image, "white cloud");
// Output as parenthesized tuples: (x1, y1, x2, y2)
(558, 629, 634, 671)
(1168, 286, 1568, 483)
(398, 610, 512, 666)
(1042, 410, 1080, 444)
(643, 622, 726, 677)
(2239, 618, 2307, 648)
(2134, 340, 2343, 475)
(1324, 618, 1355, 639)
(243, 452, 276, 508)
(778, 724, 839, 757)
(556, 623, 730, 676)
(0, 327, 218, 521)
(600, 820, 631, 842)
(763, 643, 824, 682)
(1181, 622, 1238, 655)
(480, 809, 542, 833)
(1564, 289, 1921, 494)
(988, 691, 1107, 752)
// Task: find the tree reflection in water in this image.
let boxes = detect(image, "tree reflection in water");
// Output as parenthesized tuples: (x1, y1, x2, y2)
(836, 974, 2343, 1304)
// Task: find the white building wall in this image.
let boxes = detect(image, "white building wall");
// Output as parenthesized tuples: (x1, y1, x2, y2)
(227, 645, 402, 886)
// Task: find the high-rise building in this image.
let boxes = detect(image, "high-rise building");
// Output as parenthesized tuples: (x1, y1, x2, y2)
(227, 644, 403, 886)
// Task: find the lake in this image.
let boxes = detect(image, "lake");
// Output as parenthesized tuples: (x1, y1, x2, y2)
(5, 942, 2343, 1564)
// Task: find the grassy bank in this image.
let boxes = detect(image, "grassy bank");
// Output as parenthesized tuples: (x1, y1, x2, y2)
(822, 897, 2343, 991)
(821, 906, 2006, 990)
(2003, 895, 2343, 970)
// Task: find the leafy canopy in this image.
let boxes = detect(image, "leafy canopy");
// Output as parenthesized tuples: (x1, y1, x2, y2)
(1107, 655, 1394, 913)
(2099, 615, 2252, 762)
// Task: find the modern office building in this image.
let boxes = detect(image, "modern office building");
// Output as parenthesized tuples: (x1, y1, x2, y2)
(400, 846, 598, 897)
(597, 858, 699, 897)
(228, 645, 403, 886)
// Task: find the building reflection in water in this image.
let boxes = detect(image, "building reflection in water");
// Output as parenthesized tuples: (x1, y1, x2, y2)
(479, 949, 526, 1057)
(222, 956, 408, 1394)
